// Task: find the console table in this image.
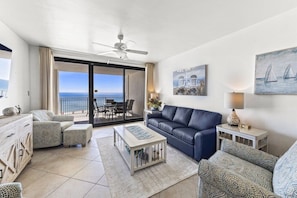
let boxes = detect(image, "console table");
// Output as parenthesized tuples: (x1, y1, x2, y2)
(216, 124, 268, 152)
(0, 114, 33, 183)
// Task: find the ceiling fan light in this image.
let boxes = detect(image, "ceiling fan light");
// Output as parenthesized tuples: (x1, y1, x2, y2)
(116, 51, 128, 59)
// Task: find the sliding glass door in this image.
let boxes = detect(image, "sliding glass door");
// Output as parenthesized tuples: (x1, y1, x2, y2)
(93, 66, 124, 125)
(55, 57, 145, 126)
(57, 61, 89, 123)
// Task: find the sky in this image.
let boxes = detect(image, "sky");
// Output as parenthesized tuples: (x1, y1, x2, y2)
(59, 71, 123, 93)
(0, 58, 11, 80)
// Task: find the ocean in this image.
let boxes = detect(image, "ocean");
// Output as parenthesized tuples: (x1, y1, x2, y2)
(59, 92, 123, 113)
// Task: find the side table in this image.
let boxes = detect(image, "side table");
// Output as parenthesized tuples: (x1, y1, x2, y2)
(216, 124, 268, 152)
(143, 109, 160, 125)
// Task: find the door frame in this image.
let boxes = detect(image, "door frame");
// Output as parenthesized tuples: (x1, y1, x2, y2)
(55, 57, 145, 127)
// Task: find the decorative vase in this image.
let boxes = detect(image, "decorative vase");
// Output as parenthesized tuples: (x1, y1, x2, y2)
(2, 107, 17, 116)
(150, 107, 159, 111)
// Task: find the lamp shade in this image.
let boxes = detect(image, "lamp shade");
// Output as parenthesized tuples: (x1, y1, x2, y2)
(150, 92, 158, 99)
(224, 92, 244, 109)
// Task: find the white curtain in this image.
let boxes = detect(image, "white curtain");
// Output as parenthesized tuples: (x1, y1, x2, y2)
(39, 47, 59, 114)
(145, 62, 155, 109)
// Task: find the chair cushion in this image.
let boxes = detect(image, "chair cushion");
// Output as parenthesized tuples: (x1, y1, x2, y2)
(273, 140, 297, 197)
(31, 110, 52, 121)
(161, 105, 177, 121)
(188, 110, 221, 131)
(173, 107, 193, 126)
(209, 150, 273, 192)
(60, 121, 74, 132)
(172, 127, 197, 145)
(158, 121, 184, 135)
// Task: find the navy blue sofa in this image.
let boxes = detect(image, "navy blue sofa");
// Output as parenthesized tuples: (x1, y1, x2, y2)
(146, 105, 222, 161)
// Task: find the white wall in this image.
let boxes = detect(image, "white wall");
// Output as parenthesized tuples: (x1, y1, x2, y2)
(156, 8, 297, 156)
(0, 20, 31, 114)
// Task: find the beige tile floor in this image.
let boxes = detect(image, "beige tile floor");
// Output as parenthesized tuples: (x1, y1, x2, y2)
(16, 124, 116, 198)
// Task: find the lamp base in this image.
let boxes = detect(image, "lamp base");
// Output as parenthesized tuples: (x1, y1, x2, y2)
(227, 109, 240, 126)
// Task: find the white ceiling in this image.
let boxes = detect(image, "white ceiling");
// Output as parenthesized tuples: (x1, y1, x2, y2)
(1, 0, 297, 63)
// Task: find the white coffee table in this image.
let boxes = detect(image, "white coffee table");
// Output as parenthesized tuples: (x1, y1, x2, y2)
(113, 124, 167, 175)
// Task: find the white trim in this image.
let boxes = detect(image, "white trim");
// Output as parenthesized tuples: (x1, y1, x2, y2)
(52, 48, 145, 68)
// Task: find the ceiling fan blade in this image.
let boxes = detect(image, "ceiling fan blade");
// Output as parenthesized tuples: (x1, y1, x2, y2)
(97, 50, 116, 56)
(126, 49, 148, 55)
(93, 42, 115, 49)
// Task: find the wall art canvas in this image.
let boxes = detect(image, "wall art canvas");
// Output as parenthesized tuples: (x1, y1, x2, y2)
(173, 64, 207, 96)
(255, 47, 297, 95)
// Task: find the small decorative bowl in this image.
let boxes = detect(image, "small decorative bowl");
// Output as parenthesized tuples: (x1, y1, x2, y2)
(2, 107, 17, 116)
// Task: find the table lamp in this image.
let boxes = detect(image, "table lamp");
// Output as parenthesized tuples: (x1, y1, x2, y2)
(150, 92, 158, 99)
(224, 92, 244, 126)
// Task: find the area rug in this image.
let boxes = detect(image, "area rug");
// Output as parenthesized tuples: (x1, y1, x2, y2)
(97, 137, 198, 198)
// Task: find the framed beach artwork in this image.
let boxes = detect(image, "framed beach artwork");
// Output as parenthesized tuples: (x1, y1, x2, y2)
(255, 47, 297, 95)
(173, 64, 207, 96)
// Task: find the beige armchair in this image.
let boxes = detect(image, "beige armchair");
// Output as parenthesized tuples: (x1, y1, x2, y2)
(198, 139, 297, 197)
(0, 182, 23, 198)
(30, 110, 74, 149)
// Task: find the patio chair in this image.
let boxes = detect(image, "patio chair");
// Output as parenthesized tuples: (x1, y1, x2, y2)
(114, 102, 125, 117)
(126, 99, 134, 116)
(105, 98, 114, 105)
(93, 98, 108, 118)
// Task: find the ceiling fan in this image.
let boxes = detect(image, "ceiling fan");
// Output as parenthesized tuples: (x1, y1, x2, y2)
(93, 33, 148, 59)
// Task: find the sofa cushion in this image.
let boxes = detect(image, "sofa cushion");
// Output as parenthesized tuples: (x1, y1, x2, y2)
(188, 110, 221, 131)
(273, 140, 297, 197)
(161, 105, 177, 121)
(173, 107, 193, 126)
(159, 121, 184, 135)
(31, 110, 52, 121)
(148, 118, 168, 128)
(172, 127, 197, 145)
(60, 121, 74, 132)
(209, 150, 273, 192)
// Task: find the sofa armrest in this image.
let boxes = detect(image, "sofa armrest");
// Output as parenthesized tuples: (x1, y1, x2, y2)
(147, 112, 162, 119)
(198, 159, 281, 198)
(221, 139, 279, 172)
(33, 121, 61, 133)
(0, 182, 23, 198)
(52, 115, 74, 122)
(194, 128, 216, 161)
(33, 121, 62, 148)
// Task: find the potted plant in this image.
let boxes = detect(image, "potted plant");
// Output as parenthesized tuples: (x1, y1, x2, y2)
(148, 97, 162, 110)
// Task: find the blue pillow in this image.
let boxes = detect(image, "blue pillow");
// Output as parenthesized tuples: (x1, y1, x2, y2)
(173, 107, 193, 126)
(161, 105, 177, 121)
(188, 110, 221, 130)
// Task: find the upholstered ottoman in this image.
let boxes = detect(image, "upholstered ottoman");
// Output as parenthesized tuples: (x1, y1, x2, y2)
(63, 124, 93, 147)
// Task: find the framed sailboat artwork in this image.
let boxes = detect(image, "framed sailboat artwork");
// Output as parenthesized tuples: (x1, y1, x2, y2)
(255, 46, 297, 95)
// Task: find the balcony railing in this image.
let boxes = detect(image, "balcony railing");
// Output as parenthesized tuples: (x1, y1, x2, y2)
(59, 96, 123, 121)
